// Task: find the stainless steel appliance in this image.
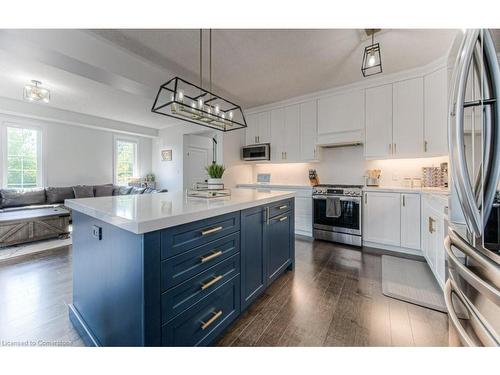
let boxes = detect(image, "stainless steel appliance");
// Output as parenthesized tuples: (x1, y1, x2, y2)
(446, 29, 500, 346)
(312, 184, 362, 246)
(241, 143, 270, 161)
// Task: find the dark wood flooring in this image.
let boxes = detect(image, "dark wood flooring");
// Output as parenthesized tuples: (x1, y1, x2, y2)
(0, 239, 448, 347)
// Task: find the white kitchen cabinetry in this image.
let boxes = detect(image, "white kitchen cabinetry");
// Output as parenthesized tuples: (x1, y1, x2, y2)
(392, 77, 425, 157)
(299, 100, 318, 161)
(365, 84, 393, 158)
(424, 68, 448, 155)
(270, 105, 300, 162)
(421, 194, 447, 288)
(400, 193, 421, 250)
(245, 111, 271, 145)
(363, 192, 401, 246)
(270, 108, 285, 161)
(317, 90, 364, 145)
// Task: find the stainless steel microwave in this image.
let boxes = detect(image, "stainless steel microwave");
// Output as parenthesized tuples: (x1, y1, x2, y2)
(241, 143, 270, 161)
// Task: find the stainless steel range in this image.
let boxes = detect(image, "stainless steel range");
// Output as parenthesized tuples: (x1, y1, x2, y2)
(312, 184, 363, 247)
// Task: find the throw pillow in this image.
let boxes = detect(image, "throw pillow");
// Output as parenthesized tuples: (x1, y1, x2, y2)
(95, 185, 114, 197)
(73, 185, 95, 199)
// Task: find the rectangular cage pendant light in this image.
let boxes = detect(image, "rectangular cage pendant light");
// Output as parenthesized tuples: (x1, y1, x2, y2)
(361, 29, 383, 77)
(151, 77, 247, 132)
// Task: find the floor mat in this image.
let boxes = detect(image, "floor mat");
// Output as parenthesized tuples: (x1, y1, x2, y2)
(381, 255, 447, 313)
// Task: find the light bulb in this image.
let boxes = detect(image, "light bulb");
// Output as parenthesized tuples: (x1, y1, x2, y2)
(198, 98, 204, 109)
(228, 111, 233, 120)
(368, 54, 376, 67)
(177, 90, 184, 101)
(214, 104, 220, 114)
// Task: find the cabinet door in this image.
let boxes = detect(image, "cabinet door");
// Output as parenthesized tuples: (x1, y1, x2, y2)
(363, 192, 401, 246)
(365, 84, 393, 158)
(400, 193, 421, 250)
(266, 211, 292, 283)
(241, 206, 267, 310)
(300, 100, 318, 161)
(424, 68, 448, 155)
(257, 111, 271, 144)
(425, 212, 437, 269)
(283, 104, 301, 161)
(245, 113, 259, 145)
(317, 90, 364, 135)
(420, 197, 431, 261)
(393, 77, 424, 157)
(270, 108, 285, 161)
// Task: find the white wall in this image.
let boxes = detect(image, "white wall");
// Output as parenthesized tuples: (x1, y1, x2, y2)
(250, 146, 448, 187)
(0, 113, 152, 188)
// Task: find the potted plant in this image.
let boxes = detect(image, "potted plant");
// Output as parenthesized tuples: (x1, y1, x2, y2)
(205, 163, 225, 186)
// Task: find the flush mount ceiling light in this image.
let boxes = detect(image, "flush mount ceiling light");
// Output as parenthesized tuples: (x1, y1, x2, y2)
(23, 80, 50, 103)
(152, 30, 247, 132)
(361, 29, 383, 77)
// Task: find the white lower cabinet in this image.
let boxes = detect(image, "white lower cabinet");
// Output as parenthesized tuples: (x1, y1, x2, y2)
(421, 194, 448, 288)
(363, 192, 401, 246)
(363, 191, 421, 254)
(400, 193, 421, 250)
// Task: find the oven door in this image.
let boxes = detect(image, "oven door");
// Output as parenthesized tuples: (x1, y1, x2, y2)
(313, 195, 361, 235)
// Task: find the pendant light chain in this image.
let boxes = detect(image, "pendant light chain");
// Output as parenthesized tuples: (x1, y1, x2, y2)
(210, 29, 212, 94)
(199, 29, 203, 90)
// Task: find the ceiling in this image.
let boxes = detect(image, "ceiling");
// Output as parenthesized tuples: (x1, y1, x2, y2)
(0, 29, 460, 133)
(93, 29, 460, 108)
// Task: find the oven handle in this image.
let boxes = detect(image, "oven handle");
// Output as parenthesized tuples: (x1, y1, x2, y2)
(312, 195, 361, 203)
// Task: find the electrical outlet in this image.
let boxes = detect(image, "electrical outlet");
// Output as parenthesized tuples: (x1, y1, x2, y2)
(92, 225, 102, 240)
(392, 173, 399, 181)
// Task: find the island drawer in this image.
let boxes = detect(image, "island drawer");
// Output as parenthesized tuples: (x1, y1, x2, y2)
(162, 274, 240, 346)
(161, 254, 240, 322)
(161, 232, 240, 290)
(268, 198, 294, 219)
(160, 211, 240, 259)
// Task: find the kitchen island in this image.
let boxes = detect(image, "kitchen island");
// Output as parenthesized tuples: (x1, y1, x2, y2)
(65, 189, 295, 346)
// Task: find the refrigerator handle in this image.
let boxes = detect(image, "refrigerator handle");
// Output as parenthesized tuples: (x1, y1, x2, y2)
(448, 29, 483, 236)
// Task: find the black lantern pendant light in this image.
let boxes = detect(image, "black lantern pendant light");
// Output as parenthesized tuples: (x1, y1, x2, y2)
(361, 29, 383, 77)
(152, 30, 247, 132)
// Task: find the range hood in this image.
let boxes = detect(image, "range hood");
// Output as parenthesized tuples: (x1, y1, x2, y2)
(316, 129, 364, 148)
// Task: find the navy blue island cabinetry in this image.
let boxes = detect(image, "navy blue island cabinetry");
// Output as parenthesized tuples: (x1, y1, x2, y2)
(68, 198, 295, 346)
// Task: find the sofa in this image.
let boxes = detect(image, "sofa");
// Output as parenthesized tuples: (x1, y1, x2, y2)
(0, 184, 166, 247)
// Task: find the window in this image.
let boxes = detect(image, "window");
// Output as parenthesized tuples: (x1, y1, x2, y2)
(115, 139, 138, 186)
(4, 126, 42, 189)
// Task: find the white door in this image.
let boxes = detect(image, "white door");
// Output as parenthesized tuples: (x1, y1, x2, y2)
(184, 146, 209, 190)
(283, 104, 301, 161)
(393, 77, 424, 157)
(270, 108, 285, 161)
(317, 90, 364, 135)
(365, 84, 393, 158)
(400, 193, 421, 250)
(245, 113, 259, 145)
(257, 111, 271, 144)
(424, 68, 448, 155)
(300, 100, 318, 161)
(363, 192, 401, 246)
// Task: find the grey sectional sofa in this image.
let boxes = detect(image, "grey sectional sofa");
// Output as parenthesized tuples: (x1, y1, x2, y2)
(0, 184, 166, 247)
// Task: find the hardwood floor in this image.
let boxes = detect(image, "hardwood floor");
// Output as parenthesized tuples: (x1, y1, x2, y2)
(0, 239, 448, 347)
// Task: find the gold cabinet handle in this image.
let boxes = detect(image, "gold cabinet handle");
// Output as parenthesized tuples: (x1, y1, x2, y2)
(424, 140, 428, 152)
(200, 250, 222, 263)
(265, 207, 270, 225)
(389, 143, 392, 153)
(279, 216, 288, 222)
(201, 226, 223, 236)
(428, 217, 435, 233)
(402, 195, 406, 207)
(278, 205, 288, 210)
(201, 310, 223, 330)
(201, 275, 224, 290)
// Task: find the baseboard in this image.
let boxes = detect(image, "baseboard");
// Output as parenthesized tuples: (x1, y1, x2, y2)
(363, 241, 425, 261)
(68, 304, 100, 347)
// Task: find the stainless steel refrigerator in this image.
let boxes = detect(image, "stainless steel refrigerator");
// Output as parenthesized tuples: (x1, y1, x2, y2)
(446, 29, 500, 346)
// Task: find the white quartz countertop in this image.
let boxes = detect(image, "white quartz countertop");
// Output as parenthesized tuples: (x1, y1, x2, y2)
(237, 183, 312, 190)
(65, 189, 295, 234)
(363, 186, 450, 196)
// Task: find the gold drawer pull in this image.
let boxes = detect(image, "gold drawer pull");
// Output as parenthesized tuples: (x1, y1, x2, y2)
(278, 205, 288, 210)
(279, 216, 288, 222)
(200, 250, 223, 263)
(201, 310, 223, 330)
(428, 217, 435, 233)
(201, 226, 223, 236)
(201, 275, 224, 290)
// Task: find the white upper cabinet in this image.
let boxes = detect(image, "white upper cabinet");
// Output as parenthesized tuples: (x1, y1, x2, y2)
(270, 105, 301, 162)
(299, 100, 318, 161)
(392, 77, 424, 157)
(317, 90, 364, 144)
(363, 192, 401, 246)
(365, 84, 393, 159)
(400, 193, 421, 250)
(244, 111, 270, 145)
(270, 108, 285, 161)
(424, 68, 448, 155)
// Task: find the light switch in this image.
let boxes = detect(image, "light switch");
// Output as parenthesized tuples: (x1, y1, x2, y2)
(92, 225, 102, 240)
